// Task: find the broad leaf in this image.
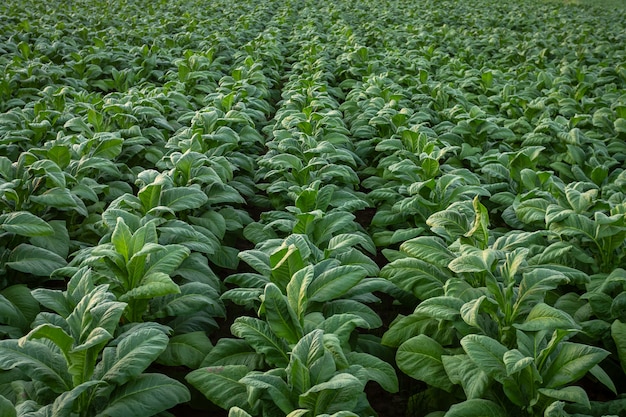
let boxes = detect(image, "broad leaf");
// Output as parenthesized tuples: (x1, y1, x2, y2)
(400, 236, 455, 268)
(231, 317, 289, 367)
(382, 313, 441, 347)
(144, 244, 190, 276)
(157, 331, 212, 368)
(381, 258, 449, 300)
(0, 211, 53, 237)
(262, 283, 303, 344)
(514, 303, 580, 332)
(0, 339, 71, 393)
(30, 220, 70, 258)
(200, 338, 264, 369)
(22, 323, 74, 357)
(186, 365, 249, 411)
(460, 334, 507, 382)
(442, 354, 489, 399)
(444, 399, 506, 417)
(345, 351, 399, 393)
(538, 386, 590, 408)
(6, 244, 67, 276)
(287, 266, 314, 320)
(542, 342, 610, 388)
(50, 380, 103, 417)
(240, 372, 294, 414)
(0, 395, 16, 417)
(229, 407, 253, 417)
(96, 373, 190, 417)
(396, 335, 453, 391)
(100, 328, 169, 385)
(120, 272, 180, 301)
(299, 373, 363, 415)
(160, 186, 208, 212)
(111, 217, 133, 262)
(307, 265, 367, 303)
(415, 296, 464, 321)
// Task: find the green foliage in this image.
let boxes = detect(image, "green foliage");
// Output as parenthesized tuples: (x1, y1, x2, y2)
(0, 268, 189, 416)
(1, 0, 625, 415)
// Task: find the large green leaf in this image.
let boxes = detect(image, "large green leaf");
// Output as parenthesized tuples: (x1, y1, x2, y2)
(0, 211, 53, 237)
(30, 220, 70, 258)
(99, 328, 169, 385)
(514, 303, 580, 332)
(514, 269, 569, 318)
(0, 339, 71, 393)
(22, 323, 74, 358)
(30, 159, 66, 188)
(92, 136, 123, 159)
(444, 399, 506, 417)
(96, 373, 190, 417)
(120, 272, 180, 301)
(238, 249, 272, 276)
(0, 285, 40, 336)
(262, 283, 303, 344)
(327, 232, 375, 255)
(231, 317, 290, 367)
(460, 334, 507, 382)
(6, 244, 67, 276)
(29, 187, 78, 210)
(229, 407, 254, 417)
(345, 352, 398, 393)
(427, 205, 472, 241)
(415, 296, 464, 321)
(287, 266, 314, 320)
(396, 335, 453, 391)
(159, 186, 208, 212)
(299, 373, 363, 415)
(186, 365, 249, 411)
(0, 395, 16, 417)
(548, 211, 597, 243)
(382, 313, 441, 347)
(150, 282, 224, 319)
(111, 217, 133, 262)
(158, 331, 212, 368)
(380, 258, 449, 300)
(307, 265, 366, 303)
(538, 386, 590, 408)
(515, 198, 550, 225)
(288, 330, 329, 392)
(323, 300, 382, 329)
(49, 380, 103, 417)
(200, 338, 264, 369)
(542, 342, 610, 388)
(442, 354, 489, 399)
(400, 236, 455, 268)
(317, 314, 369, 347)
(144, 244, 190, 276)
(270, 244, 305, 291)
(240, 372, 295, 414)
(47, 145, 71, 169)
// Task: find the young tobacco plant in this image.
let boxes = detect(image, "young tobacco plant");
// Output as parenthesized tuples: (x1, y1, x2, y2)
(187, 329, 397, 417)
(223, 236, 386, 331)
(381, 196, 616, 415)
(198, 233, 397, 416)
(72, 217, 189, 323)
(0, 267, 190, 416)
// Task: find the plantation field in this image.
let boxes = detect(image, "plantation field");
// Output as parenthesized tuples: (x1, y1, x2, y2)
(1, 0, 626, 416)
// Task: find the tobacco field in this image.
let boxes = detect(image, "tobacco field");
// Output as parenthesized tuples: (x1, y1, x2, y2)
(1, 0, 626, 415)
